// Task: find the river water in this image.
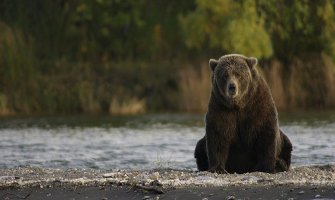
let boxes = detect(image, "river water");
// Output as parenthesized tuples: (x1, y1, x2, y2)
(0, 112, 334, 170)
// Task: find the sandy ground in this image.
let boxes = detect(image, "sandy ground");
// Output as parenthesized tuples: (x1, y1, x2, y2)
(0, 165, 335, 199)
(1, 184, 335, 200)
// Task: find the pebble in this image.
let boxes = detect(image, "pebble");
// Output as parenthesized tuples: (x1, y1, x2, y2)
(298, 190, 305, 195)
(142, 196, 151, 200)
(150, 172, 160, 181)
(226, 195, 236, 200)
(2, 166, 335, 193)
(103, 172, 117, 178)
(315, 194, 321, 198)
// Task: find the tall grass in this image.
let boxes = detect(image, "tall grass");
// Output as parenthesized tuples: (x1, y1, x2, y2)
(0, 22, 39, 114)
(178, 62, 211, 112)
(286, 54, 335, 109)
(262, 60, 286, 110)
(110, 97, 146, 115)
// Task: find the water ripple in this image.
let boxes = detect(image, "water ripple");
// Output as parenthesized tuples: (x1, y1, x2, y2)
(0, 114, 334, 169)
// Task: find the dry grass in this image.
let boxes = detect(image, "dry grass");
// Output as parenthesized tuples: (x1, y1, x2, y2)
(287, 54, 334, 109)
(109, 97, 146, 115)
(0, 93, 10, 115)
(78, 81, 101, 113)
(178, 62, 211, 112)
(322, 54, 335, 107)
(262, 53, 335, 110)
(262, 60, 286, 110)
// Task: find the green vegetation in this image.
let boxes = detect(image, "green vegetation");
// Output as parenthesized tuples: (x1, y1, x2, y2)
(0, 0, 335, 115)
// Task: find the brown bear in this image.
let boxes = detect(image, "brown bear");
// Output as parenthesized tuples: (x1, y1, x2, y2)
(194, 54, 292, 173)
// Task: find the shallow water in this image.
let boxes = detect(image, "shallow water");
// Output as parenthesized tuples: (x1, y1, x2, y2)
(0, 112, 335, 170)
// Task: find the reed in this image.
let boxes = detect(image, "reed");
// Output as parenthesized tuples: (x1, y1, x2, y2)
(262, 60, 286, 110)
(287, 54, 335, 109)
(109, 97, 146, 115)
(0, 23, 39, 114)
(178, 62, 211, 112)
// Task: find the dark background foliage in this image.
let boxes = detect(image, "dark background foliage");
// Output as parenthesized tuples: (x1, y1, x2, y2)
(0, 0, 335, 115)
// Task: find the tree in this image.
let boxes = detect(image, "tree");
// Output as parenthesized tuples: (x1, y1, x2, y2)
(257, 0, 335, 63)
(180, 0, 273, 58)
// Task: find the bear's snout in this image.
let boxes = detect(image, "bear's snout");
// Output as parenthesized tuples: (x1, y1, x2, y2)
(227, 80, 238, 97)
(228, 83, 237, 96)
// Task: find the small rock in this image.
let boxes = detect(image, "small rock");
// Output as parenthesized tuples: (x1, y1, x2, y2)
(150, 180, 162, 186)
(47, 193, 51, 197)
(145, 179, 153, 185)
(315, 194, 321, 198)
(103, 172, 117, 178)
(226, 196, 236, 200)
(150, 172, 160, 181)
(195, 176, 215, 181)
(298, 190, 305, 195)
(142, 196, 151, 200)
(202, 198, 208, 200)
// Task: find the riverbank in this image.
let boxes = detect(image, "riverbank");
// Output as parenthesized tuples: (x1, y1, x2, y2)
(0, 165, 335, 199)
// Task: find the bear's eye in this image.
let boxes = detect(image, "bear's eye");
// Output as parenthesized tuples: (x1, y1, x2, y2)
(215, 68, 227, 78)
(222, 72, 229, 79)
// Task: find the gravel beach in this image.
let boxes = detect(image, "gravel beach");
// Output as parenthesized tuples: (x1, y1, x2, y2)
(1, 165, 334, 199)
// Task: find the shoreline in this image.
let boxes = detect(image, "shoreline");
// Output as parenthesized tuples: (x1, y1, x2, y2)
(1, 165, 335, 199)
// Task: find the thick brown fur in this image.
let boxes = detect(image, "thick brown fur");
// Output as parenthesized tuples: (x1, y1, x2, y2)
(194, 54, 292, 173)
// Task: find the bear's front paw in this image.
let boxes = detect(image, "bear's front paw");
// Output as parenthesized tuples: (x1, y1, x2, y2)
(208, 166, 228, 174)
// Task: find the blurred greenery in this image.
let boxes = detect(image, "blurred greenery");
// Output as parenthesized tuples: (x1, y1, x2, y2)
(0, 0, 335, 115)
(180, 0, 273, 58)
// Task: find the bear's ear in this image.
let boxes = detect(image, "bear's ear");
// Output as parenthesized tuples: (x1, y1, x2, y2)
(246, 57, 258, 69)
(209, 59, 218, 71)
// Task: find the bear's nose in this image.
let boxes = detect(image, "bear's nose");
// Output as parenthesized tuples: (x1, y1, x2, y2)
(228, 83, 236, 96)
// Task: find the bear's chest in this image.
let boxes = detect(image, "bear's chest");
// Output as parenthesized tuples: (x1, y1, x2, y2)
(212, 110, 260, 145)
(233, 115, 258, 147)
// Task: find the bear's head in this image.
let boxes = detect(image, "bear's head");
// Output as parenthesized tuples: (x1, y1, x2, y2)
(209, 54, 258, 108)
